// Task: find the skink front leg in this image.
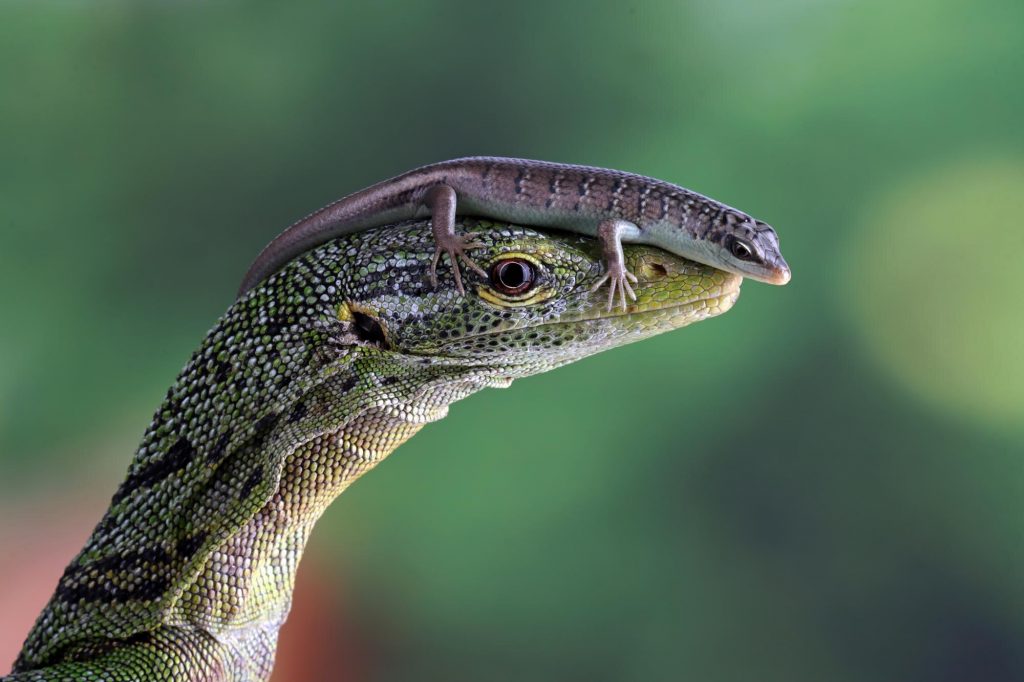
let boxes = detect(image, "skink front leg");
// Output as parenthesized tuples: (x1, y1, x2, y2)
(590, 218, 640, 311)
(424, 185, 487, 294)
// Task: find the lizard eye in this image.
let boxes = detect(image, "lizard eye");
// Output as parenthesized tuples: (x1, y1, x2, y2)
(490, 258, 536, 295)
(726, 236, 757, 262)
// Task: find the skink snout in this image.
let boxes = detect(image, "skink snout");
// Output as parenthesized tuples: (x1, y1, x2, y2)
(770, 257, 792, 285)
(752, 219, 790, 285)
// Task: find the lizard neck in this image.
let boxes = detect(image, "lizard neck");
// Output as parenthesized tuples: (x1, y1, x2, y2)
(169, 401, 424, 672)
(166, 366, 497, 677)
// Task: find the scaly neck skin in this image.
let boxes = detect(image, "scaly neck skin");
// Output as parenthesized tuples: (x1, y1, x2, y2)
(165, 363, 501, 678)
(15, 337, 504, 678)
(9, 218, 740, 682)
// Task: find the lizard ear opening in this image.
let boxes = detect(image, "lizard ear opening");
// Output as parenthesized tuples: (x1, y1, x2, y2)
(352, 311, 389, 348)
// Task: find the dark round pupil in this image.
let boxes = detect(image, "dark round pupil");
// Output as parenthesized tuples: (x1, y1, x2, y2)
(732, 240, 752, 259)
(498, 262, 529, 288)
(491, 259, 535, 294)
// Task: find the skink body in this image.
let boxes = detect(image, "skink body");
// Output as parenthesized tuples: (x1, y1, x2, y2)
(239, 156, 790, 302)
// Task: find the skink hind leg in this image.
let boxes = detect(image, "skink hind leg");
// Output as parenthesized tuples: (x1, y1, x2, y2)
(425, 185, 487, 294)
(590, 218, 640, 311)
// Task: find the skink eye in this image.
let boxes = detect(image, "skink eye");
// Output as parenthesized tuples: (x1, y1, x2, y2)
(727, 236, 757, 262)
(490, 258, 535, 295)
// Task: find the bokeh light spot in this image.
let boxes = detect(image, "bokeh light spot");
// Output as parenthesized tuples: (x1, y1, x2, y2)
(844, 158, 1024, 429)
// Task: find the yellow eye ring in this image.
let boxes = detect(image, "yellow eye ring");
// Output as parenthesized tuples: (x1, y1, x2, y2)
(477, 253, 554, 308)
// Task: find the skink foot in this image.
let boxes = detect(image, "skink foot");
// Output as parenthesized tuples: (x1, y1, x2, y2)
(592, 218, 640, 311)
(426, 184, 487, 295)
(430, 233, 487, 295)
(590, 264, 638, 312)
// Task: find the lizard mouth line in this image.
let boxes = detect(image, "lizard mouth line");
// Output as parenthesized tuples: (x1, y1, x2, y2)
(546, 285, 742, 328)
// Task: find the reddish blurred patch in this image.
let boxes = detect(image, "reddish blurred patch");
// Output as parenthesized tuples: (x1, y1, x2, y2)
(271, 550, 365, 681)
(0, 494, 109, 675)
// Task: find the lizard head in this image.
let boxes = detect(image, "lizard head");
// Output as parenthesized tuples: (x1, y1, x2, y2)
(325, 219, 741, 378)
(705, 212, 791, 286)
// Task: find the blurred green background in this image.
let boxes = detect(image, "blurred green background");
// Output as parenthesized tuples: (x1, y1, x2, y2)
(1, 1, 1022, 680)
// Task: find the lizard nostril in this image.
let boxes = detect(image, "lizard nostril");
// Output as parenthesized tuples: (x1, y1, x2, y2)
(641, 261, 669, 279)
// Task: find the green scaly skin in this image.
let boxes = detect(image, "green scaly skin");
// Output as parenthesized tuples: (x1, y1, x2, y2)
(5, 218, 741, 681)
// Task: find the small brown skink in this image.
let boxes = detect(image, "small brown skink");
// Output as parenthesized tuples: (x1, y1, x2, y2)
(239, 156, 790, 307)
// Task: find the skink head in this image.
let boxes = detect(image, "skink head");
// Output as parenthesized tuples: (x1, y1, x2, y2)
(709, 213, 791, 285)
